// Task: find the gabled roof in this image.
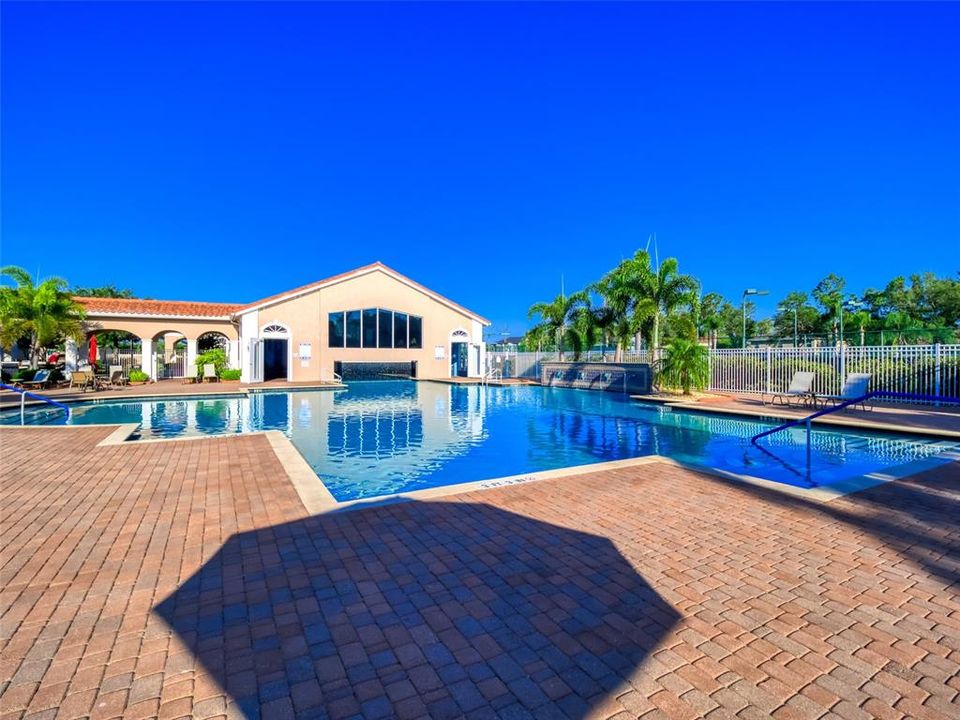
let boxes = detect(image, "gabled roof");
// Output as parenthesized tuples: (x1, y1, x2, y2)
(75, 296, 241, 319)
(235, 262, 490, 325)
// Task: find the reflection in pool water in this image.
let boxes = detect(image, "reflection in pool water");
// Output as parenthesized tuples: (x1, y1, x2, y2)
(4, 381, 955, 500)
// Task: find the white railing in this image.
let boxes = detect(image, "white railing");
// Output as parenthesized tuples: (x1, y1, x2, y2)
(709, 344, 960, 404)
(487, 344, 960, 404)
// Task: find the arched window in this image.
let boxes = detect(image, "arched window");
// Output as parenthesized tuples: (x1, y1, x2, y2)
(261, 323, 289, 337)
(451, 329, 469, 339)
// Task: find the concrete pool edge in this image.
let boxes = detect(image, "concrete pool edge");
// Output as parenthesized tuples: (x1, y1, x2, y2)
(4, 423, 956, 513)
(643, 398, 960, 440)
(262, 432, 960, 513)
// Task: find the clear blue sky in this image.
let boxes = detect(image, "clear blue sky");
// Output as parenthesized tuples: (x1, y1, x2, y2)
(3, 2, 958, 334)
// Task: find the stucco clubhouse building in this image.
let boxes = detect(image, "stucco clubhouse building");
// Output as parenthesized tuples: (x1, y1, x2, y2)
(70, 262, 490, 383)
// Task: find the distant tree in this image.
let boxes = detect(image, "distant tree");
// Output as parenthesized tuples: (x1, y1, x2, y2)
(72, 284, 140, 349)
(773, 291, 819, 343)
(928, 273, 960, 327)
(696, 292, 726, 347)
(72, 284, 136, 298)
(0, 266, 86, 367)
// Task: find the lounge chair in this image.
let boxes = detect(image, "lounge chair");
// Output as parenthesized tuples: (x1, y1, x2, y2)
(69, 370, 96, 393)
(18, 369, 53, 390)
(103, 368, 126, 389)
(182, 365, 199, 384)
(762, 371, 815, 406)
(815, 373, 872, 411)
(203, 363, 219, 383)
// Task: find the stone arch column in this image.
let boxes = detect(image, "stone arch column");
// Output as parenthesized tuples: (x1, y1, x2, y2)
(140, 337, 156, 380)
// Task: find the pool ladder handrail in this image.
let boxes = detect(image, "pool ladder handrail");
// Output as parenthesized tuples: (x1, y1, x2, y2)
(750, 390, 960, 484)
(1, 383, 72, 425)
(482, 368, 502, 385)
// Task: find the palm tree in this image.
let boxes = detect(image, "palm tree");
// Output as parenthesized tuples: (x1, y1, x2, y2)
(526, 291, 588, 361)
(586, 304, 616, 360)
(656, 338, 709, 395)
(646, 257, 699, 357)
(0, 266, 86, 368)
(592, 253, 656, 361)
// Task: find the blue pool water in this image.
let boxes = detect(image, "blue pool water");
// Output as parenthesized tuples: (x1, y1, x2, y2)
(3, 381, 955, 501)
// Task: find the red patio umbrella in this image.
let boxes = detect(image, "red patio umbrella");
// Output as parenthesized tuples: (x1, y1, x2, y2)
(88, 335, 98, 366)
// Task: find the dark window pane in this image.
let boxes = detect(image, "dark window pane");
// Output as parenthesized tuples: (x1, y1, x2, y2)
(362, 308, 378, 348)
(378, 309, 393, 348)
(328, 312, 344, 348)
(409, 316, 423, 349)
(393, 312, 408, 348)
(346, 310, 361, 348)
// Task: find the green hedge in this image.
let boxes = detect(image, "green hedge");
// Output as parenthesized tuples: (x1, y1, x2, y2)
(219, 368, 241, 381)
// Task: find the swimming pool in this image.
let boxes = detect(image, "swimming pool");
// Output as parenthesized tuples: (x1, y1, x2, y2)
(3, 380, 955, 501)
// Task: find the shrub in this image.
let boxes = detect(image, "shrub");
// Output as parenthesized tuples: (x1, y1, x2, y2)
(195, 348, 228, 377)
(219, 368, 242, 381)
(656, 339, 710, 395)
(129, 369, 149, 383)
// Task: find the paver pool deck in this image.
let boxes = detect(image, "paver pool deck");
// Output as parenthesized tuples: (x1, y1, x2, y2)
(1, 426, 958, 719)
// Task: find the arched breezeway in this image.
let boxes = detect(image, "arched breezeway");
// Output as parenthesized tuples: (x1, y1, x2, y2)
(72, 310, 239, 381)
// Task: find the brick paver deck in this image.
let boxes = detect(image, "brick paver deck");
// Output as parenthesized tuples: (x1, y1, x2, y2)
(1, 427, 958, 719)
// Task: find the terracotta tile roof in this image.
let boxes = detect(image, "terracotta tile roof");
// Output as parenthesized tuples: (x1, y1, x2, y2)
(75, 296, 241, 318)
(236, 261, 490, 325)
(73, 262, 489, 324)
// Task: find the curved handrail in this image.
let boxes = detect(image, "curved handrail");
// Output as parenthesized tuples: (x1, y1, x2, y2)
(1, 383, 72, 424)
(751, 390, 960, 447)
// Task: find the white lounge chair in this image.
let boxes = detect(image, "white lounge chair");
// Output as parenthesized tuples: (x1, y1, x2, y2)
(762, 371, 816, 406)
(816, 373, 872, 411)
(182, 364, 199, 384)
(203, 363, 219, 383)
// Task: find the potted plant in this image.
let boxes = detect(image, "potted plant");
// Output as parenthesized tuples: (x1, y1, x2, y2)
(128, 368, 150, 385)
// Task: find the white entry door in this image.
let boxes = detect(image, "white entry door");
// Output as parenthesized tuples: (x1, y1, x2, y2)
(249, 338, 264, 383)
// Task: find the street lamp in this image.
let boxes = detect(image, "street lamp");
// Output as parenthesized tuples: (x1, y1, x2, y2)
(793, 306, 799, 347)
(742, 288, 769, 348)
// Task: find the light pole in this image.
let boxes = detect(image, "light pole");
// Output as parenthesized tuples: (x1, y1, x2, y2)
(793, 306, 799, 347)
(742, 288, 769, 348)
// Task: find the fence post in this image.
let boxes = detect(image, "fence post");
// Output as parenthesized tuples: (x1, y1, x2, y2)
(839, 342, 846, 395)
(765, 347, 771, 395)
(935, 343, 942, 407)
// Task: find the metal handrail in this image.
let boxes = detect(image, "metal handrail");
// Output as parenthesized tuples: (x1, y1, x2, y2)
(750, 390, 960, 484)
(482, 368, 502, 385)
(1, 383, 72, 425)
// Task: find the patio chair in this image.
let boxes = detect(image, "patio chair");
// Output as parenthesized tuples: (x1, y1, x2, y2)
(69, 370, 96, 393)
(17, 369, 53, 390)
(762, 371, 815, 406)
(203, 363, 219, 383)
(815, 373, 873, 411)
(103, 368, 126, 389)
(182, 364, 199, 384)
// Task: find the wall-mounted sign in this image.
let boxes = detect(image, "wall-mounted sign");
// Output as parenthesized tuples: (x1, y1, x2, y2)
(434, 345, 446, 359)
(298, 342, 312, 360)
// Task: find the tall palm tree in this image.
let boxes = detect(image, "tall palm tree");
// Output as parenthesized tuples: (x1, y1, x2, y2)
(592, 252, 656, 360)
(0, 266, 86, 368)
(646, 256, 699, 356)
(526, 291, 588, 361)
(585, 304, 616, 360)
